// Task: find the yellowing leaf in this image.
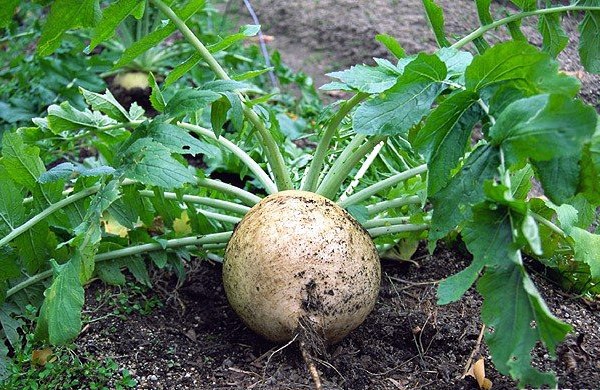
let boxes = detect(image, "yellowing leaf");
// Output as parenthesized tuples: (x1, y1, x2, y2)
(466, 358, 493, 390)
(173, 210, 192, 234)
(32, 347, 55, 366)
(102, 214, 129, 237)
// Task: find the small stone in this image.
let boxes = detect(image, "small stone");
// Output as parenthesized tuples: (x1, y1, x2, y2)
(223, 358, 234, 367)
(149, 374, 158, 381)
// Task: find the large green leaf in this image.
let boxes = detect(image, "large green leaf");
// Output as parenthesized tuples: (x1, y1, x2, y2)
(569, 227, 600, 278)
(478, 263, 571, 388)
(37, 0, 100, 56)
(88, 0, 140, 51)
(353, 54, 446, 135)
(490, 94, 597, 164)
(465, 41, 557, 92)
(539, 13, 568, 58)
(413, 90, 480, 196)
(579, 10, 600, 73)
(35, 261, 85, 345)
(325, 64, 400, 94)
(120, 138, 196, 188)
(422, 0, 449, 47)
(437, 205, 512, 304)
(429, 144, 500, 242)
(164, 89, 221, 118)
(116, 0, 206, 67)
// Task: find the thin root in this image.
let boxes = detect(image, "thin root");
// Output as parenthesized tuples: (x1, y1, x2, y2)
(299, 338, 323, 390)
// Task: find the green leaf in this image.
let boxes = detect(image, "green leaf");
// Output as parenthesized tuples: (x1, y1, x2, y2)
(207, 24, 261, 53)
(437, 262, 482, 305)
(149, 251, 168, 269)
(223, 92, 244, 131)
(211, 97, 230, 138)
(413, 90, 480, 196)
(580, 135, 600, 204)
(510, 164, 533, 200)
(579, 10, 600, 73)
(0, 0, 19, 28)
(80, 88, 130, 122)
(116, 0, 206, 68)
(521, 213, 542, 255)
(96, 261, 126, 286)
(375, 34, 406, 58)
(86, 0, 140, 52)
(39, 163, 115, 184)
(539, 13, 568, 58)
(437, 205, 512, 305)
(510, 0, 536, 10)
(0, 306, 22, 351)
(475, 0, 493, 25)
(532, 156, 580, 204)
(14, 221, 51, 274)
(164, 53, 201, 87)
(465, 41, 549, 91)
(435, 47, 473, 77)
(0, 247, 20, 282)
(325, 64, 400, 94)
(0, 171, 25, 236)
(36, 260, 85, 345)
(490, 94, 597, 164)
(147, 122, 218, 156)
(107, 199, 138, 230)
(148, 73, 166, 113)
(545, 201, 578, 235)
(353, 54, 447, 135)
(47, 102, 115, 133)
(422, 0, 450, 47)
(429, 144, 501, 242)
(345, 205, 369, 224)
(88, 0, 140, 51)
(570, 227, 600, 278)
(232, 67, 275, 82)
(202, 80, 249, 93)
(478, 263, 571, 388)
(126, 257, 151, 287)
(120, 138, 196, 188)
(2, 133, 46, 190)
(164, 89, 221, 118)
(37, 0, 100, 56)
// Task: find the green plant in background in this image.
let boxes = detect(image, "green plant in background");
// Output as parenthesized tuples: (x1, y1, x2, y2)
(0, 0, 599, 388)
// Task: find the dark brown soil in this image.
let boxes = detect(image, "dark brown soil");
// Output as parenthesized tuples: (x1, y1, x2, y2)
(77, 242, 600, 389)
(240, 0, 599, 108)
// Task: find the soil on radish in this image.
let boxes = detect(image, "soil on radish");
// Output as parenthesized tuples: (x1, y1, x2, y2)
(77, 242, 600, 389)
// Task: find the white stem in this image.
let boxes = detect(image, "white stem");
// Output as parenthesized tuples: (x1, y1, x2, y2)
(338, 140, 385, 202)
